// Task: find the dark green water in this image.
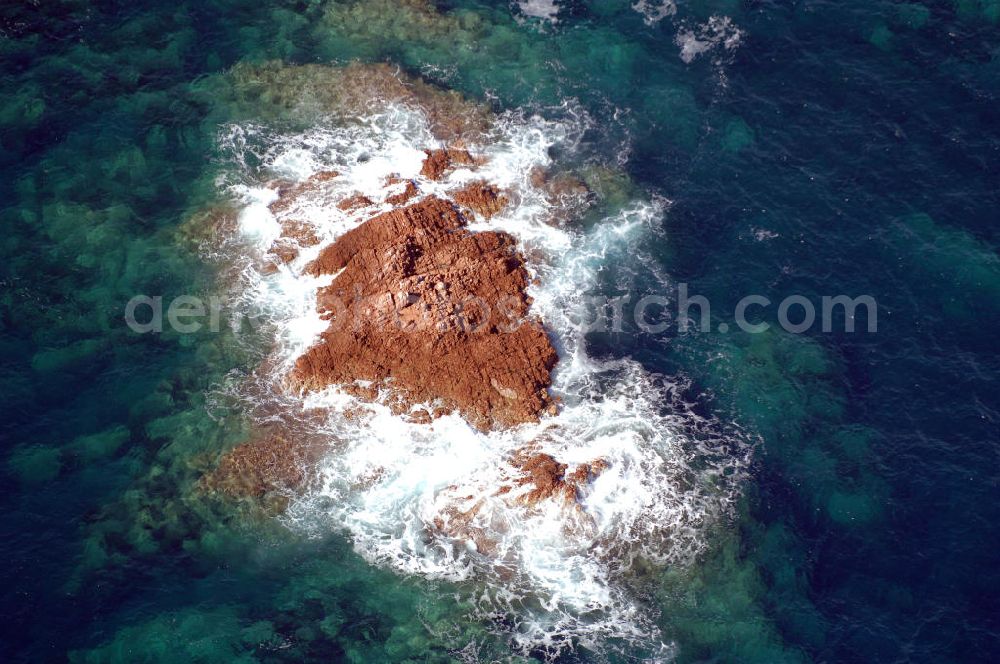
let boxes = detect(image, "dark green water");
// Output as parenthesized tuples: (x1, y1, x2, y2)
(2, 0, 998, 661)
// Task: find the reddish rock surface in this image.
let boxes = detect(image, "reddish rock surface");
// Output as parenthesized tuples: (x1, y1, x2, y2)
(268, 170, 339, 215)
(291, 195, 557, 429)
(264, 220, 323, 272)
(432, 498, 499, 556)
(384, 179, 420, 206)
(263, 242, 300, 273)
(451, 181, 508, 219)
(508, 451, 609, 507)
(202, 433, 322, 498)
(430, 450, 609, 553)
(337, 193, 375, 211)
(512, 452, 574, 505)
(420, 148, 480, 180)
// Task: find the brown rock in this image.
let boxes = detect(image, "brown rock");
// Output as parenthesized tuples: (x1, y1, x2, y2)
(264, 220, 322, 270)
(269, 170, 339, 215)
(527, 167, 592, 227)
(352, 466, 386, 490)
(385, 179, 420, 206)
(337, 194, 375, 212)
(512, 452, 574, 506)
(266, 240, 301, 268)
(227, 61, 493, 143)
(292, 195, 557, 429)
(420, 148, 479, 180)
(407, 408, 433, 424)
(529, 166, 548, 189)
(430, 450, 609, 553)
(279, 219, 321, 246)
(311, 170, 340, 183)
(175, 205, 239, 251)
(451, 181, 508, 219)
(432, 498, 503, 556)
(201, 433, 323, 499)
(565, 458, 608, 485)
(508, 450, 609, 508)
(546, 173, 590, 201)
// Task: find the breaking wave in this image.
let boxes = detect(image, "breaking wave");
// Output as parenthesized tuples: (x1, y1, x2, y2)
(212, 99, 751, 658)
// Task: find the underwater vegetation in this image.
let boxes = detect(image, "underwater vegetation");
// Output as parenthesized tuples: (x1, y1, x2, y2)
(1, 0, 998, 662)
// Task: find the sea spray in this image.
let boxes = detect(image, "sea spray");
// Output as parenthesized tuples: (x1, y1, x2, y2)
(213, 97, 750, 656)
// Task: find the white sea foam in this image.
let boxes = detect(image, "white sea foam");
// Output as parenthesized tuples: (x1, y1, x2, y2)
(752, 227, 779, 242)
(516, 0, 561, 23)
(215, 101, 749, 658)
(633, 0, 677, 26)
(676, 16, 743, 64)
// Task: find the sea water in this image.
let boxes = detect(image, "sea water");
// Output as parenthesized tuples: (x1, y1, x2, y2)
(1, 1, 998, 662)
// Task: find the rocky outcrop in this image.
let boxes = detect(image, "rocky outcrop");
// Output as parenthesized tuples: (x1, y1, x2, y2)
(384, 177, 420, 206)
(451, 181, 508, 219)
(200, 64, 584, 532)
(224, 87, 559, 431)
(291, 193, 557, 429)
(337, 193, 375, 211)
(420, 148, 480, 180)
(507, 451, 609, 508)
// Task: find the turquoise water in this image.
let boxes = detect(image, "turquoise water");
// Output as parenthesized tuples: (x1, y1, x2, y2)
(2, 1, 998, 661)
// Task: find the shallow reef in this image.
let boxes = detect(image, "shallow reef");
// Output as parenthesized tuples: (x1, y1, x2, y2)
(3, 1, 999, 662)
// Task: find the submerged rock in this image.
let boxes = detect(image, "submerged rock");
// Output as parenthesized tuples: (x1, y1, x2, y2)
(201, 432, 324, 501)
(7, 445, 62, 485)
(268, 170, 339, 215)
(430, 448, 610, 554)
(222, 61, 492, 142)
